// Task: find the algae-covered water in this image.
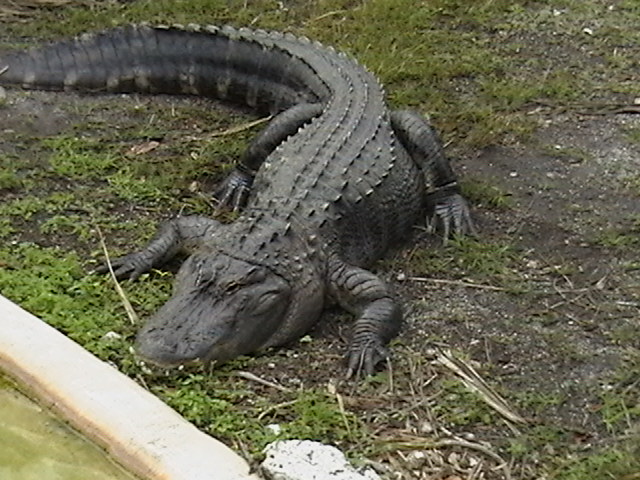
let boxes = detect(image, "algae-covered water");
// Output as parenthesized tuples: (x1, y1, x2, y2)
(0, 381, 138, 480)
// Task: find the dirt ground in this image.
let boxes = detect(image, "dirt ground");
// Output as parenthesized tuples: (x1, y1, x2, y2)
(423, 112, 640, 420)
(0, 2, 639, 480)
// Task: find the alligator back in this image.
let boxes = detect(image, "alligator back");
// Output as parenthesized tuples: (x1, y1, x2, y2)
(0, 25, 425, 267)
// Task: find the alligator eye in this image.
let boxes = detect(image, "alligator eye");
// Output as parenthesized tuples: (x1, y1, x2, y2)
(252, 291, 282, 315)
(222, 282, 242, 294)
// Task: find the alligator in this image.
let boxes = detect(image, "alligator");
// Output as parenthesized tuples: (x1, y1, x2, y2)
(0, 24, 474, 376)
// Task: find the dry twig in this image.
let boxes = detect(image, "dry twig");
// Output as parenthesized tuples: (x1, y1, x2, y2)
(235, 370, 290, 392)
(96, 224, 139, 325)
(436, 348, 528, 425)
(0, 0, 87, 20)
(256, 400, 298, 422)
(206, 115, 271, 138)
(409, 276, 509, 292)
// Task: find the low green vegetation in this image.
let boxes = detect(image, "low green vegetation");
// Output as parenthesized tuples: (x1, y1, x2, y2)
(626, 127, 640, 145)
(400, 236, 522, 292)
(541, 144, 593, 165)
(5, 0, 639, 149)
(551, 442, 640, 480)
(598, 351, 640, 434)
(461, 178, 513, 209)
(0, 242, 169, 364)
(152, 372, 371, 456)
(595, 217, 640, 249)
(0, 168, 23, 190)
(431, 378, 498, 426)
(44, 136, 117, 180)
(626, 174, 640, 196)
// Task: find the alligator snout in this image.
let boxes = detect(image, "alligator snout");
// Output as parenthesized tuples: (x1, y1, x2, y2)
(135, 328, 209, 367)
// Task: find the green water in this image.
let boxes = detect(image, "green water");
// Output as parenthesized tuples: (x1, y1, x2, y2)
(0, 382, 138, 480)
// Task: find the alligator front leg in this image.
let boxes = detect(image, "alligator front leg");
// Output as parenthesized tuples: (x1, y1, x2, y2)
(328, 255, 402, 377)
(391, 110, 475, 241)
(216, 102, 324, 210)
(97, 216, 220, 280)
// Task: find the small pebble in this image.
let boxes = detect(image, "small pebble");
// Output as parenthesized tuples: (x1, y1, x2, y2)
(101, 331, 122, 342)
(266, 423, 282, 435)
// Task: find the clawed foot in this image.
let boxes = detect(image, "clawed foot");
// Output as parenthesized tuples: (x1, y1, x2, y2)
(346, 338, 390, 378)
(214, 168, 253, 212)
(427, 188, 476, 243)
(95, 251, 154, 281)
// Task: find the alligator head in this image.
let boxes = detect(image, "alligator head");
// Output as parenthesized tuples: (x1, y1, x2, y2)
(135, 251, 296, 367)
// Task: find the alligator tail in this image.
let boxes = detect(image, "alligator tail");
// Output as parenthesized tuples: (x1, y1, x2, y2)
(0, 24, 328, 113)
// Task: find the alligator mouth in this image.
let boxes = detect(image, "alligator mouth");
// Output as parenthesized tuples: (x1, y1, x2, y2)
(134, 334, 231, 370)
(134, 336, 208, 369)
(134, 354, 222, 377)
(134, 326, 242, 370)
(135, 351, 205, 369)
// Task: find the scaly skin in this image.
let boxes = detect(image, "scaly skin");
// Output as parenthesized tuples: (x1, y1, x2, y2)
(0, 24, 474, 376)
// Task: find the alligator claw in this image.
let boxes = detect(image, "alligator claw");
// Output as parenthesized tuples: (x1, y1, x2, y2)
(214, 169, 253, 212)
(95, 251, 154, 281)
(427, 192, 475, 244)
(346, 339, 389, 378)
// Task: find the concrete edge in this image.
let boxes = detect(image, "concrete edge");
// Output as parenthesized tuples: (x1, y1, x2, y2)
(0, 294, 260, 480)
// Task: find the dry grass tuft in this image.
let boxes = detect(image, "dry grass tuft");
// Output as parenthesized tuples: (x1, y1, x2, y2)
(0, 0, 93, 20)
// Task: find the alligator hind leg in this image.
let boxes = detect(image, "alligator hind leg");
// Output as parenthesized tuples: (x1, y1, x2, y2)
(327, 255, 402, 378)
(97, 216, 221, 280)
(391, 110, 475, 241)
(215, 102, 324, 210)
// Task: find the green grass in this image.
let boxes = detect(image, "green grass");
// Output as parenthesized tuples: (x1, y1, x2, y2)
(626, 127, 640, 145)
(541, 144, 594, 165)
(44, 136, 117, 180)
(595, 217, 640, 249)
(460, 178, 513, 209)
(551, 442, 640, 480)
(401, 236, 522, 291)
(0, 193, 74, 221)
(152, 374, 371, 456)
(598, 350, 640, 433)
(431, 378, 498, 426)
(5, 0, 638, 148)
(0, 168, 23, 190)
(0, 243, 171, 362)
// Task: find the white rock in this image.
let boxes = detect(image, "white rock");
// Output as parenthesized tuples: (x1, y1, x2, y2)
(405, 450, 427, 469)
(262, 440, 380, 480)
(101, 331, 122, 341)
(266, 423, 282, 435)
